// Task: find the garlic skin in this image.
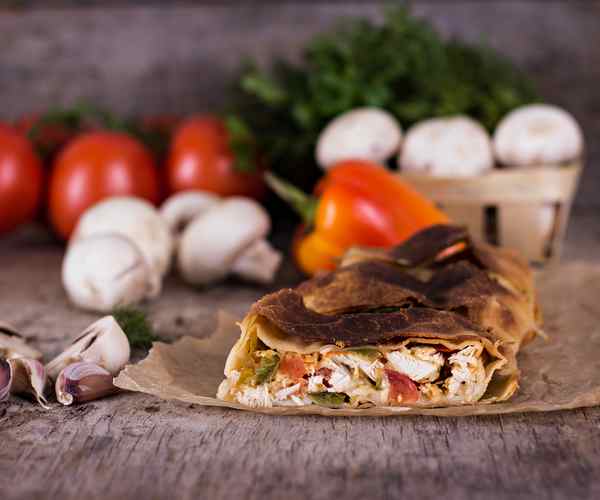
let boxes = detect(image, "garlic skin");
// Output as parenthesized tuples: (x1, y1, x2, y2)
(160, 190, 221, 237)
(493, 104, 583, 166)
(55, 361, 118, 406)
(0, 322, 42, 360)
(63, 234, 156, 312)
(46, 316, 131, 381)
(399, 116, 494, 176)
(72, 196, 173, 281)
(316, 107, 403, 169)
(0, 357, 49, 408)
(9, 358, 49, 408)
(0, 358, 10, 402)
(178, 197, 282, 285)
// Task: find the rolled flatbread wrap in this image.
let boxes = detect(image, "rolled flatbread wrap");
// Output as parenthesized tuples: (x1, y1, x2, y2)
(218, 225, 541, 409)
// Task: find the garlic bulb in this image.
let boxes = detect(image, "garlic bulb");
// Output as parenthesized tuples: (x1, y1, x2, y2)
(62, 234, 156, 312)
(46, 316, 131, 381)
(493, 104, 583, 166)
(399, 116, 494, 176)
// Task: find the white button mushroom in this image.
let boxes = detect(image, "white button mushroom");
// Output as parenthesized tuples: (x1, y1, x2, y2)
(62, 233, 156, 312)
(177, 197, 282, 285)
(160, 190, 221, 237)
(72, 196, 173, 282)
(399, 116, 494, 176)
(316, 107, 402, 169)
(493, 104, 583, 166)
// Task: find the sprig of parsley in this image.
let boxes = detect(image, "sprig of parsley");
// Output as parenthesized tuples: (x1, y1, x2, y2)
(112, 307, 160, 350)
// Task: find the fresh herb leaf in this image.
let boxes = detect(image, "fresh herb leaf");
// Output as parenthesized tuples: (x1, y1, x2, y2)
(254, 353, 280, 384)
(112, 307, 159, 350)
(308, 392, 348, 408)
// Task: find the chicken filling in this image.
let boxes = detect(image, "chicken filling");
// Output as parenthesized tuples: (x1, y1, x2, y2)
(218, 340, 489, 408)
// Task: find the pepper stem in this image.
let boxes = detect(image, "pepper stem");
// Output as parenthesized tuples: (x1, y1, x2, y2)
(264, 173, 317, 226)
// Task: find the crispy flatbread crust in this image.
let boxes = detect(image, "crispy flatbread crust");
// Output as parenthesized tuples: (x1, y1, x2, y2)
(222, 225, 540, 405)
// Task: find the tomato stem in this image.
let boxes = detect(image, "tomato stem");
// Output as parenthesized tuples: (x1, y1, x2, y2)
(264, 172, 317, 226)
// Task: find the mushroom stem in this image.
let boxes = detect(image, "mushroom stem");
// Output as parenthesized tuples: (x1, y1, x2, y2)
(231, 239, 283, 284)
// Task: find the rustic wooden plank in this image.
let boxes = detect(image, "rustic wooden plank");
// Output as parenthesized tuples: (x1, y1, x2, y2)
(1, 214, 600, 499)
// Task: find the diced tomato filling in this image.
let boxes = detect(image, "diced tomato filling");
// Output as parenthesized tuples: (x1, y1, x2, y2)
(385, 368, 419, 404)
(278, 354, 306, 379)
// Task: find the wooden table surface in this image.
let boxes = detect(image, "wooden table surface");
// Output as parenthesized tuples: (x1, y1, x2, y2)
(2, 213, 600, 500)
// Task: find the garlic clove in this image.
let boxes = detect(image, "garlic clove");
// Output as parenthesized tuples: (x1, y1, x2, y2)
(7, 357, 50, 409)
(46, 316, 131, 381)
(160, 190, 221, 237)
(0, 358, 10, 402)
(0, 322, 43, 360)
(55, 361, 118, 405)
(230, 239, 283, 284)
(62, 234, 157, 312)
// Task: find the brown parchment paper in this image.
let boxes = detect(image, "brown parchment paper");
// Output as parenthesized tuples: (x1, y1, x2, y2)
(114, 262, 600, 416)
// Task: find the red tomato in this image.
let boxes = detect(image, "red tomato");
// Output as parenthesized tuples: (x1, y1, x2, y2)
(167, 116, 265, 199)
(385, 369, 419, 404)
(48, 131, 160, 239)
(278, 354, 306, 380)
(0, 126, 44, 235)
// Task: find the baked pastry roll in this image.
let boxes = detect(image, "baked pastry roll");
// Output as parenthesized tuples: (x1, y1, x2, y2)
(218, 225, 541, 409)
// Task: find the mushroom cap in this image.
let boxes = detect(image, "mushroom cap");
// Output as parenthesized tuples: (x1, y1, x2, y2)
(178, 197, 271, 285)
(493, 104, 583, 166)
(73, 196, 173, 278)
(160, 190, 221, 235)
(399, 116, 494, 177)
(316, 107, 402, 169)
(62, 233, 154, 312)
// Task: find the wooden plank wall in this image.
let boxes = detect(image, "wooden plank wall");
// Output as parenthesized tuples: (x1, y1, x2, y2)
(1, 1, 599, 207)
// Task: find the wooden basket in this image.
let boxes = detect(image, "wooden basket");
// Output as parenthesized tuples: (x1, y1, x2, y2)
(399, 162, 582, 264)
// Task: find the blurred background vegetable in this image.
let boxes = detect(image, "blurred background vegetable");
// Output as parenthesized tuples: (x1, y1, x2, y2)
(229, 6, 538, 190)
(0, 125, 44, 235)
(268, 160, 449, 275)
(48, 132, 161, 239)
(167, 116, 266, 200)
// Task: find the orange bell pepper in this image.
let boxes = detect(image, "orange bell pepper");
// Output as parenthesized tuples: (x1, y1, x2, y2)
(267, 159, 449, 275)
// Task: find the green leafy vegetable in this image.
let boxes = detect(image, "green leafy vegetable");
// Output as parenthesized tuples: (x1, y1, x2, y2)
(112, 307, 160, 350)
(308, 392, 348, 408)
(255, 353, 280, 384)
(230, 6, 538, 190)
